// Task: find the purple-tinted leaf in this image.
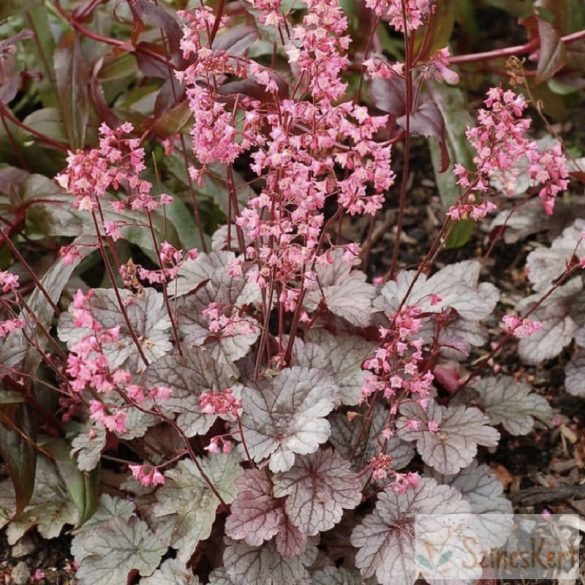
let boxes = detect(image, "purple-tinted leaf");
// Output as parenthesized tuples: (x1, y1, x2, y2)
(470, 376, 552, 435)
(430, 461, 513, 550)
(142, 348, 235, 436)
(397, 101, 449, 172)
(351, 478, 472, 585)
(212, 25, 259, 55)
(226, 469, 285, 547)
(0, 30, 34, 104)
(151, 99, 192, 137)
(370, 77, 406, 117)
(273, 448, 361, 535)
(54, 33, 90, 149)
(130, 0, 184, 65)
(224, 539, 317, 585)
(305, 250, 375, 327)
(153, 454, 242, 562)
(224, 468, 306, 558)
(370, 78, 448, 170)
(397, 400, 499, 474)
(240, 367, 338, 472)
(275, 516, 307, 559)
(565, 350, 585, 397)
(535, 19, 567, 84)
(329, 403, 415, 471)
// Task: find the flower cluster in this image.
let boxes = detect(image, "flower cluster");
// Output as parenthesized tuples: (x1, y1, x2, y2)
(129, 463, 165, 487)
(64, 289, 171, 432)
(362, 305, 434, 408)
(365, 0, 434, 32)
(449, 88, 569, 220)
(56, 123, 171, 213)
(198, 388, 242, 416)
(502, 314, 543, 338)
(202, 303, 257, 338)
(177, 0, 395, 311)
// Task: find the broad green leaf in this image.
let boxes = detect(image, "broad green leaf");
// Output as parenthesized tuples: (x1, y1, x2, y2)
(22, 108, 67, 143)
(0, 0, 41, 19)
(45, 438, 100, 526)
(6, 456, 79, 544)
(427, 83, 475, 248)
(0, 405, 36, 516)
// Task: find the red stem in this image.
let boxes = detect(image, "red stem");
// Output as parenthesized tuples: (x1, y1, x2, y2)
(448, 28, 585, 65)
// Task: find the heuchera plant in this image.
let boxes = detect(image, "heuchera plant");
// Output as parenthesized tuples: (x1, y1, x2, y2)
(1, 0, 584, 583)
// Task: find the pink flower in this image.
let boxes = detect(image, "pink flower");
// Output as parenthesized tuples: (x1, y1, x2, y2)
(365, 0, 433, 32)
(423, 48, 459, 85)
(0, 270, 19, 293)
(502, 314, 542, 338)
(0, 318, 24, 338)
(199, 388, 241, 416)
(129, 463, 165, 487)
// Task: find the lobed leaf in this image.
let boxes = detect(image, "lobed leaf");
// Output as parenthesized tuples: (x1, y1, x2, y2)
(153, 454, 242, 562)
(223, 539, 317, 585)
(304, 251, 375, 327)
(430, 461, 513, 550)
(351, 478, 471, 585)
(329, 403, 415, 472)
(142, 348, 235, 436)
(73, 515, 166, 585)
(526, 219, 585, 292)
(225, 469, 285, 547)
(240, 367, 338, 472)
(58, 287, 172, 372)
(273, 448, 362, 535)
(141, 558, 200, 585)
(397, 400, 499, 474)
(564, 350, 585, 397)
(470, 376, 552, 435)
